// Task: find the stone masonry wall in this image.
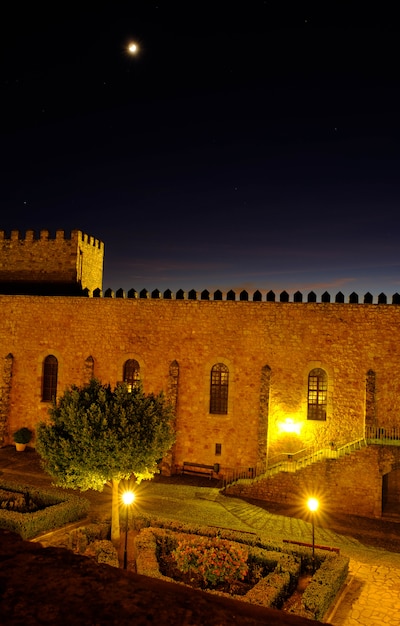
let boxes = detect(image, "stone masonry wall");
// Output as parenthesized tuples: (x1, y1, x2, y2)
(0, 353, 13, 446)
(1, 296, 400, 481)
(225, 446, 400, 517)
(0, 229, 104, 294)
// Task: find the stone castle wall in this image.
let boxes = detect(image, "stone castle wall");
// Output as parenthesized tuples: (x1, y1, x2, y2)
(225, 446, 395, 517)
(1, 296, 400, 477)
(0, 229, 104, 294)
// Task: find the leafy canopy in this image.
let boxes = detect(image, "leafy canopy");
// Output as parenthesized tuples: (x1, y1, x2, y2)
(36, 379, 176, 491)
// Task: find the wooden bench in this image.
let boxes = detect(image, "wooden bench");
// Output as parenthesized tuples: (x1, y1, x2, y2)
(181, 462, 215, 479)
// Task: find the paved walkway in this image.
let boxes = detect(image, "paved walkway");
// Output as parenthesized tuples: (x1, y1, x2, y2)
(212, 491, 400, 625)
(1, 449, 400, 625)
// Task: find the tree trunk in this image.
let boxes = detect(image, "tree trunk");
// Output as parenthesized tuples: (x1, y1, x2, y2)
(111, 478, 120, 546)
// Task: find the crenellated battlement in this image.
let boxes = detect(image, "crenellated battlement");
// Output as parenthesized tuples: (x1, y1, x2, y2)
(96, 287, 400, 305)
(1, 227, 398, 304)
(0, 229, 104, 295)
(0, 229, 103, 250)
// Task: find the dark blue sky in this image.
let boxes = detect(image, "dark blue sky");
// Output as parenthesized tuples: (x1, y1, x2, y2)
(2, 2, 400, 299)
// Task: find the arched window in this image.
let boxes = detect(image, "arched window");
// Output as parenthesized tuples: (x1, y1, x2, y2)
(307, 368, 327, 420)
(42, 355, 58, 401)
(123, 359, 140, 391)
(210, 363, 229, 414)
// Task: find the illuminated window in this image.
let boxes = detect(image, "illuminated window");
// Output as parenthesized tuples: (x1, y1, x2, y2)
(210, 363, 229, 414)
(123, 359, 140, 391)
(307, 368, 327, 420)
(42, 355, 58, 401)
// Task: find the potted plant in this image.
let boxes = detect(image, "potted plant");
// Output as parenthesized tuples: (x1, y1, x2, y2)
(12, 427, 33, 452)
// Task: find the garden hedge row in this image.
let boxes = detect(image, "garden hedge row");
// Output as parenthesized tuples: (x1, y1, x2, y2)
(0, 480, 90, 539)
(302, 553, 349, 620)
(132, 515, 349, 619)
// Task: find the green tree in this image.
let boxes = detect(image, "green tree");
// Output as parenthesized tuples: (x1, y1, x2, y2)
(36, 379, 175, 544)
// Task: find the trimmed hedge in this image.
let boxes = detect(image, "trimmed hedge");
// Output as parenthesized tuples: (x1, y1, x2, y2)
(0, 480, 90, 539)
(302, 553, 349, 620)
(84, 540, 119, 568)
(135, 526, 301, 609)
(132, 512, 349, 618)
(246, 570, 291, 608)
(135, 527, 176, 582)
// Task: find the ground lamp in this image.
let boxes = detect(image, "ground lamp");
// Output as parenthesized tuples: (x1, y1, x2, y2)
(122, 491, 135, 569)
(307, 497, 319, 574)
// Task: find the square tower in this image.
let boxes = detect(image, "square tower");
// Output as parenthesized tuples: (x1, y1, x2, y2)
(0, 229, 104, 295)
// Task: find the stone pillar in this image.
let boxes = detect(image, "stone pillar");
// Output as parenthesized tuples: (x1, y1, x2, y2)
(0, 353, 13, 445)
(162, 361, 180, 475)
(259, 365, 271, 466)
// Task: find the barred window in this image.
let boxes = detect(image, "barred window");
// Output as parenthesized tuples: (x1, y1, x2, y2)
(42, 355, 58, 402)
(307, 368, 327, 420)
(123, 359, 140, 391)
(210, 363, 229, 414)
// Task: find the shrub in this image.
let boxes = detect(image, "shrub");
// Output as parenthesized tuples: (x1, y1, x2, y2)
(13, 427, 32, 444)
(246, 570, 291, 608)
(135, 527, 174, 580)
(172, 535, 248, 587)
(0, 480, 89, 539)
(302, 554, 349, 620)
(67, 522, 110, 553)
(84, 540, 119, 568)
(133, 518, 349, 620)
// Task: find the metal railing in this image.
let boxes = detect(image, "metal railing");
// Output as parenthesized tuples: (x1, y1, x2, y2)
(223, 427, 400, 489)
(223, 437, 367, 488)
(222, 462, 266, 489)
(267, 438, 367, 474)
(365, 425, 400, 444)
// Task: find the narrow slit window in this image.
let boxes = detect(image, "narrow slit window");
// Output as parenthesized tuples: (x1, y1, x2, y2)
(42, 355, 58, 402)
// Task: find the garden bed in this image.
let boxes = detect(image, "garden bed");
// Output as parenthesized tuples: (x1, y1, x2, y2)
(133, 518, 349, 621)
(0, 480, 90, 539)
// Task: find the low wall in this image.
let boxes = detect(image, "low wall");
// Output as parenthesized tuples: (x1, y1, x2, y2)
(225, 446, 400, 518)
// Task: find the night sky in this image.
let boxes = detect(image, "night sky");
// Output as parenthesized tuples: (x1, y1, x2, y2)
(2, 3, 400, 299)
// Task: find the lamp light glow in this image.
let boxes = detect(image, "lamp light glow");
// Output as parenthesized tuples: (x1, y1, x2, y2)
(307, 497, 319, 512)
(128, 42, 138, 54)
(122, 491, 135, 506)
(278, 417, 301, 435)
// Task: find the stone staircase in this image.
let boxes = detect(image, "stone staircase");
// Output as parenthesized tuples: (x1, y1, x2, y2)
(224, 437, 368, 488)
(224, 427, 400, 489)
(265, 437, 367, 477)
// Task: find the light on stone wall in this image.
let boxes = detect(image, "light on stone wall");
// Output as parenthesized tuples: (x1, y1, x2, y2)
(278, 417, 301, 435)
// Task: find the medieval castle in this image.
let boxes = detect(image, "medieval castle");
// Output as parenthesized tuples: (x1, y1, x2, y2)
(1, 228, 400, 519)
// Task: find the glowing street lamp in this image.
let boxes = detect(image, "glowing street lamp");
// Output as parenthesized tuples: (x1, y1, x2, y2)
(122, 490, 135, 569)
(307, 497, 319, 574)
(127, 42, 139, 55)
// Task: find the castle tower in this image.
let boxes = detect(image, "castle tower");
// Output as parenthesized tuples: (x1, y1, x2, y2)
(0, 229, 104, 296)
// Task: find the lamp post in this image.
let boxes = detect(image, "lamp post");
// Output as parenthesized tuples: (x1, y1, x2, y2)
(307, 497, 319, 574)
(122, 491, 135, 569)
